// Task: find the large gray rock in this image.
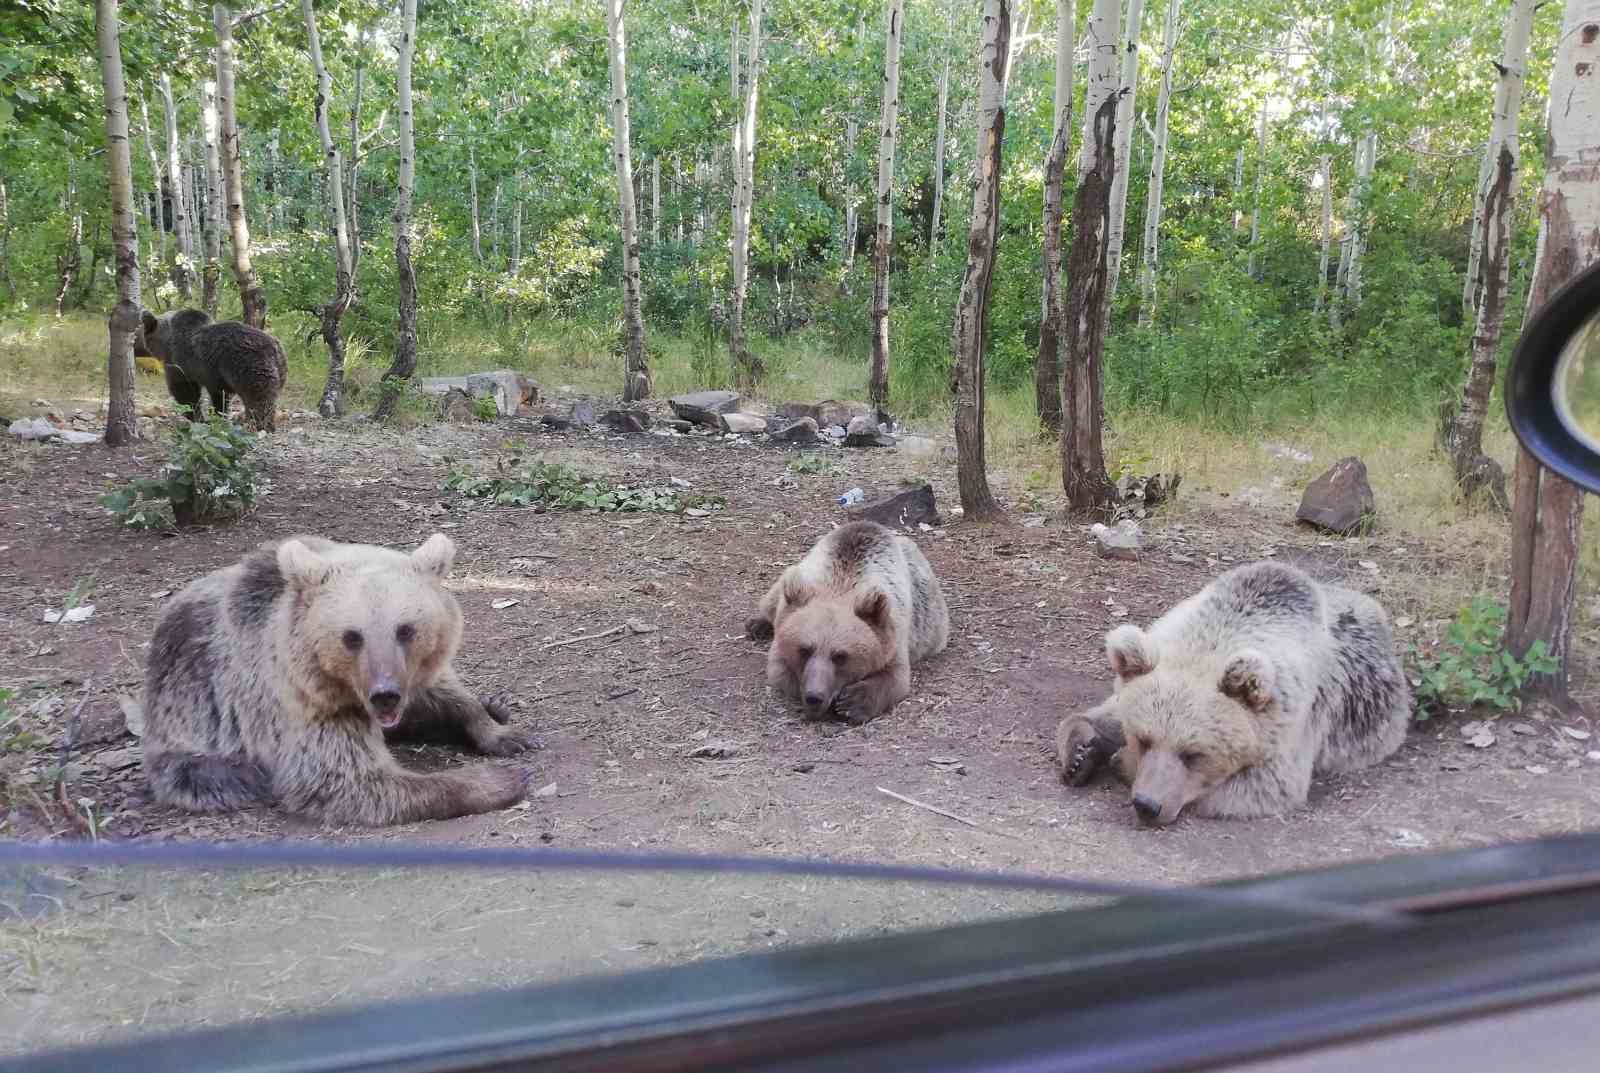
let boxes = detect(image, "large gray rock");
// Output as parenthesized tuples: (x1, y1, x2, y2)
(817, 399, 872, 428)
(770, 417, 821, 444)
(1296, 456, 1376, 535)
(439, 388, 478, 424)
(601, 409, 652, 434)
(776, 402, 820, 423)
(420, 370, 538, 417)
(852, 484, 941, 530)
(1091, 520, 1144, 561)
(845, 415, 894, 448)
(720, 412, 768, 434)
(669, 390, 741, 428)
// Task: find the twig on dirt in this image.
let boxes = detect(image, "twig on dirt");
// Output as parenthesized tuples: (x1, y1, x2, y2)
(605, 687, 640, 701)
(528, 689, 586, 705)
(55, 678, 93, 790)
(876, 785, 1018, 840)
(541, 624, 627, 650)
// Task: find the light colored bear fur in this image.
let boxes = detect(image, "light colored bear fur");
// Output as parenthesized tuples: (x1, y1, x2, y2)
(1056, 561, 1410, 825)
(745, 521, 949, 723)
(142, 533, 535, 825)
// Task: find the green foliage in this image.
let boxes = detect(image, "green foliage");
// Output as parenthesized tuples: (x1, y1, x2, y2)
(445, 449, 725, 515)
(101, 414, 261, 529)
(786, 453, 843, 477)
(0, 688, 45, 755)
(1410, 597, 1560, 718)
(474, 394, 498, 422)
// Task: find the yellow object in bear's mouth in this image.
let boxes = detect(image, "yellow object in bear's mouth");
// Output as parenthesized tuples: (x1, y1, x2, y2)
(136, 356, 164, 377)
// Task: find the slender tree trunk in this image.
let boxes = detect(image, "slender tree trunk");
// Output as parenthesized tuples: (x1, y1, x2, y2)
(511, 172, 523, 274)
(198, 81, 223, 318)
(931, 53, 950, 245)
(213, 4, 266, 328)
(1314, 151, 1333, 312)
(373, 0, 418, 420)
(1339, 10, 1389, 313)
(1445, 0, 1537, 503)
(1137, 0, 1178, 327)
(1245, 96, 1268, 280)
(158, 75, 194, 298)
(490, 180, 501, 262)
(1060, 0, 1121, 518)
(54, 157, 82, 317)
(267, 128, 283, 236)
(1231, 146, 1245, 232)
(606, 0, 651, 403)
(0, 177, 12, 298)
(868, 0, 905, 419)
(468, 143, 483, 265)
(303, 0, 356, 418)
(96, 0, 140, 447)
(1104, 0, 1145, 305)
(952, 0, 1011, 521)
(347, 22, 369, 275)
(729, 0, 766, 383)
(1506, 0, 1600, 705)
(692, 157, 706, 246)
(1036, 0, 1078, 433)
(843, 115, 860, 271)
(140, 92, 167, 277)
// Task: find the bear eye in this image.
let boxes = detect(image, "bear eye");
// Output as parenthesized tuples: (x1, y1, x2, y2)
(798, 645, 815, 662)
(395, 623, 416, 644)
(342, 629, 364, 652)
(1180, 750, 1203, 768)
(830, 651, 848, 667)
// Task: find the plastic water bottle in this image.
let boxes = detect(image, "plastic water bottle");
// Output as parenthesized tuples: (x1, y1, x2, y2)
(838, 487, 865, 507)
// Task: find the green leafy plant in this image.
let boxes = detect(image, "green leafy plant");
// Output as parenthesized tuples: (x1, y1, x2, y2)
(0, 689, 46, 754)
(101, 413, 261, 529)
(445, 456, 724, 515)
(474, 394, 499, 422)
(1410, 597, 1560, 719)
(786, 454, 843, 477)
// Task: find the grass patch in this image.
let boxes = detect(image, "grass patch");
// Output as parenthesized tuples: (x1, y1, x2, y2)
(445, 452, 725, 515)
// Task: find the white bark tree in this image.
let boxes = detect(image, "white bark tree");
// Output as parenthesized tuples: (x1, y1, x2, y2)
(213, 3, 266, 328)
(96, 0, 140, 447)
(1245, 95, 1268, 280)
(930, 53, 950, 245)
(1104, 0, 1146, 305)
(1337, 9, 1391, 314)
(468, 142, 483, 264)
(139, 92, 167, 275)
(157, 76, 193, 298)
(198, 81, 223, 317)
(302, 0, 356, 417)
(1136, 0, 1179, 327)
(1506, 0, 1600, 705)
(728, 0, 765, 383)
(374, 0, 418, 419)
(1314, 149, 1333, 313)
(869, 0, 905, 418)
(1036, 0, 1078, 432)
(606, 0, 651, 402)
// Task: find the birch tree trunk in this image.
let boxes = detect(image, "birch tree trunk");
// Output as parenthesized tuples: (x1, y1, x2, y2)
(54, 157, 81, 317)
(96, 0, 140, 447)
(347, 22, 370, 275)
(1137, 0, 1178, 327)
(1506, 0, 1600, 705)
(1445, 0, 1537, 502)
(158, 75, 194, 298)
(140, 93, 167, 274)
(843, 114, 860, 271)
(1104, 0, 1145, 305)
(511, 172, 523, 274)
(213, 4, 266, 328)
(374, 0, 418, 420)
(1060, 0, 1121, 517)
(729, 0, 766, 383)
(198, 81, 223, 317)
(692, 157, 706, 246)
(1036, 0, 1077, 433)
(952, 0, 1011, 521)
(868, 0, 905, 419)
(468, 143, 483, 264)
(930, 53, 950, 245)
(606, 0, 651, 403)
(1245, 96, 1268, 280)
(490, 179, 501, 261)
(303, 0, 356, 418)
(1314, 151, 1333, 312)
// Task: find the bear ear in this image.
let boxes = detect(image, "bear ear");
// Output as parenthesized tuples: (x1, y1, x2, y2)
(854, 590, 889, 630)
(1106, 625, 1156, 681)
(411, 533, 456, 578)
(141, 310, 158, 335)
(1219, 649, 1277, 713)
(781, 576, 812, 610)
(277, 539, 334, 590)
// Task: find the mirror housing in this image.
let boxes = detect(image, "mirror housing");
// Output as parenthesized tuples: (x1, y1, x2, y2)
(1505, 258, 1600, 495)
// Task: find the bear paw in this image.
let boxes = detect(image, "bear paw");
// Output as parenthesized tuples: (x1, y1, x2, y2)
(1059, 717, 1115, 787)
(832, 682, 888, 725)
(479, 693, 516, 725)
(478, 765, 532, 810)
(479, 729, 543, 756)
(744, 616, 775, 642)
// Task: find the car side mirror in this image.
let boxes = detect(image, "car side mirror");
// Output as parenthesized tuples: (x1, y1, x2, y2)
(1505, 258, 1600, 495)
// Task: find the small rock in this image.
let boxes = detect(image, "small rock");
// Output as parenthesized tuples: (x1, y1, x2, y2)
(439, 388, 477, 423)
(1091, 520, 1144, 561)
(720, 412, 768, 434)
(1460, 721, 1496, 749)
(897, 435, 937, 457)
(600, 409, 652, 434)
(570, 401, 597, 427)
(89, 745, 142, 772)
(668, 390, 741, 428)
(791, 762, 815, 774)
(491, 599, 520, 610)
(1526, 765, 1549, 775)
(852, 484, 941, 530)
(533, 782, 558, 798)
(1561, 726, 1592, 741)
(1511, 722, 1537, 736)
(660, 418, 694, 433)
(1296, 457, 1376, 535)
(539, 414, 576, 431)
(687, 740, 740, 759)
(844, 415, 894, 448)
(770, 417, 821, 444)
(1390, 828, 1429, 849)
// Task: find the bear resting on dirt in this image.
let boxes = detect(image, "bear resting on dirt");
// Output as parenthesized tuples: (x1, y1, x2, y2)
(1056, 560, 1410, 826)
(141, 533, 536, 825)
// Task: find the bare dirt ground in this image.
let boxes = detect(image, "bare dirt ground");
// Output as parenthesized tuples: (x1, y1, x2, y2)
(2, 390, 1598, 1053)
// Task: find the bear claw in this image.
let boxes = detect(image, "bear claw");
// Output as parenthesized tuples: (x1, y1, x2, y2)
(1060, 720, 1113, 787)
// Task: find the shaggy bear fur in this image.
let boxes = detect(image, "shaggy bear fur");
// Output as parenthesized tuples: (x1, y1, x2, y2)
(1056, 561, 1410, 826)
(142, 533, 536, 825)
(135, 308, 287, 430)
(746, 521, 949, 723)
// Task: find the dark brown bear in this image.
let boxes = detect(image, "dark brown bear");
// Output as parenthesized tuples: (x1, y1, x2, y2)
(135, 309, 287, 431)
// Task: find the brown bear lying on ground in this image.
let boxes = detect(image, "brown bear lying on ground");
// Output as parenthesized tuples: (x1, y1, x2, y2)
(135, 308, 287, 431)
(1057, 561, 1410, 826)
(746, 520, 949, 723)
(141, 533, 536, 825)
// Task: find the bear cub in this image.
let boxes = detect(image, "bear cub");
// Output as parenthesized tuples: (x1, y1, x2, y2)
(142, 532, 536, 826)
(746, 521, 949, 723)
(136, 308, 287, 431)
(1057, 560, 1410, 826)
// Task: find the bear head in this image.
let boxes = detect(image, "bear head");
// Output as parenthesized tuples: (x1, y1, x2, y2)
(770, 579, 894, 719)
(134, 311, 171, 360)
(276, 533, 464, 728)
(1102, 623, 1275, 827)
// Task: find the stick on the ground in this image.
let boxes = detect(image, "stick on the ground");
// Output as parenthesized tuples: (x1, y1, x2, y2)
(541, 624, 627, 650)
(876, 786, 987, 830)
(55, 678, 93, 788)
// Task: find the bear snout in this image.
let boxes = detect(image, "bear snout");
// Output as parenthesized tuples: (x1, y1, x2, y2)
(1132, 793, 1165, 826)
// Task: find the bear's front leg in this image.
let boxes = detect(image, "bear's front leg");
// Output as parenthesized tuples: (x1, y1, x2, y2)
(745, 578, 784, 641)
(833, 662, 911, 724)
(1056, 713, 1126, 787)
(399, 676, 541, 756)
